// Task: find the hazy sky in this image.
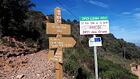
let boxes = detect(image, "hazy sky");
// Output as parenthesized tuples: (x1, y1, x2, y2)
(32, 0, 140, 45)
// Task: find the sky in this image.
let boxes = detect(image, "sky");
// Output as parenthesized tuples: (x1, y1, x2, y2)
(32, 0, 140, 46)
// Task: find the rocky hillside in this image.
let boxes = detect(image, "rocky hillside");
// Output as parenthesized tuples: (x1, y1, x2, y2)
(0, 12, 140, 79)
(0, 0, 140, 78)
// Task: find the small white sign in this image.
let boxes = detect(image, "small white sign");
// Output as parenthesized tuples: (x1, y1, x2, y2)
(89, 37, 102, 47)
(80, 16, 109, 35)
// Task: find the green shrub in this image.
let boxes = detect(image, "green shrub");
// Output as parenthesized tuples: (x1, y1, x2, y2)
(98, 58, 137, 79)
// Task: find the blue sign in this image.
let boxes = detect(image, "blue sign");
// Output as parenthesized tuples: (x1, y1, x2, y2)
(89, 37, 102, 47)
(95, 38, 101, 42)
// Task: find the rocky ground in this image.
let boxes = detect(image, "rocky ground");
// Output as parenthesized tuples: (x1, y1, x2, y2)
(0, 50, 56, 79)
(0, 37, 67, 79)
(0, 37, 69, 79)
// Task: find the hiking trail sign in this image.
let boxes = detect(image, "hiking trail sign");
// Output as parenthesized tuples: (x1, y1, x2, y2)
(46, 7, 76, 79)
(46, 23, 71, 35)
(49, 37, 76, 48)
(80, 16, 109, 79)
(80, 16, 109, 35)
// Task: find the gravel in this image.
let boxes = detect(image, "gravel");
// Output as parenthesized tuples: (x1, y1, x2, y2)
(0, 50, 56, 79)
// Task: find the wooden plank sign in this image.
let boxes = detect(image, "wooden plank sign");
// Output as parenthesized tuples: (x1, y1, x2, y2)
(47, 50, 55, 60)
(54, 7, 61, 24)
(46, 23, 71, 35)
(51, 48, 63, 63)
(49, 37, 76, 48)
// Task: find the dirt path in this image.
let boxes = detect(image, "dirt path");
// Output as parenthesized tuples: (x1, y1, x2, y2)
(0, 50, 55, 79)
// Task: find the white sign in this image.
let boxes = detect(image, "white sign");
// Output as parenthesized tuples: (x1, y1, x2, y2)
(89, 37, 102, 47)
(80, 16, 109, 35)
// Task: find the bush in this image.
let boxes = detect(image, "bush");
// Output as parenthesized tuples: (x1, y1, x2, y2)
(64, 48, 94, 78)
(98, 58, 137, 79)
(25, 38, 36, 48)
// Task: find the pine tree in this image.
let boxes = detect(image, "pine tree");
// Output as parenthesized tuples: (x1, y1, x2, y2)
(0, 0, 35, 37)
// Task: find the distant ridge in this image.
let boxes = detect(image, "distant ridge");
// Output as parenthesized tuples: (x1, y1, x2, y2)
(136, 43, 140, 47)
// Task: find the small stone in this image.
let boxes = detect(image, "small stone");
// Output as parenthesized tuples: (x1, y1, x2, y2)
(11, 76, 14, 79)
(16, 74, 24, 79)
(37, 74, 40, 77)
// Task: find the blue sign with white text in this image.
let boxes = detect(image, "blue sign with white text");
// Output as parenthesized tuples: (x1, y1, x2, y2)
(89, 37, 102, 47)
(95, 38, 101, 42)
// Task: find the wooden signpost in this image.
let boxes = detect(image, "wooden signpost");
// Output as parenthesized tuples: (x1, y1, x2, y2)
(54, 7, 61, 24)
(51, 48, 63, 63)
(46, 23, 71, 35)
(49, 37, 76, 48)
(47, 50, 55, 59)
(46, 7, 76, 79)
